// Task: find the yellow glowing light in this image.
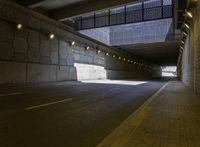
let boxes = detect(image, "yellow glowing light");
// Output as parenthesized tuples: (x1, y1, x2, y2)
(71, 41, 76, 46)
(49, 34, 55, 40)
(106, 53, 109, 56)
(113, 55, 116, 58)
(183, 23, 190, 29)
(123, 58, 126, 61)
(181, 40, 185, 44)
(118, 57, 121, 60)
(86, 46, 90, 50)
(16, 24, 23, 30)
(97, 50, 101, 54)
(185, 10, 193, 18)
(183, 31, 188, 36)
(180, 46, 184, 50)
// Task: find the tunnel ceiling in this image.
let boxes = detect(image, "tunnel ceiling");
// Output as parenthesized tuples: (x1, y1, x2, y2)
(12, 0, 142, 20)
(11, 0, 186, 66)
(12, 0, 189, 27)
(116, 41, 179, 66)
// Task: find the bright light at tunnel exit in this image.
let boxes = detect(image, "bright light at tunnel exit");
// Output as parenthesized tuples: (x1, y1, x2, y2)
(74, 63, 148, 85)
(161, 66, 177, 77)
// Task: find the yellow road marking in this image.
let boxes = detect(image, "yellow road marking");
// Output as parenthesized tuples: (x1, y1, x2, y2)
(26, 98, 72, 110)
(0, 92, 22, 97)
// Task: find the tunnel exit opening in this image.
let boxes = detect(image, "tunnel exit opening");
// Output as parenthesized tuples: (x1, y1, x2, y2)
(161, 66, 177, 77)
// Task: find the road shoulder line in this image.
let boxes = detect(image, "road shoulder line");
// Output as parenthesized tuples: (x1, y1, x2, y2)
(97, 81, 170, 147)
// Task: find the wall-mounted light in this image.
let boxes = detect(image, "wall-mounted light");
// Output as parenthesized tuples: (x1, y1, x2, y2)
(183, 23, 190, 29)
(118, 57, 121, 60)
(85, 46, 90, 50)
(48, 33, 55, 40)
(97, 50, 101, 54)
(123, 58, 126, 61)
(127, 60, 130, 62)
(183, 31, 188, 36)
(70, 41, 76, 46)
(181, 40, 185, 45)
(106, 53, 109, 56)
(16, 23, 23, 30)
(112, 55, 116, 58)
(180, 46, 184, 50)
(185, 10, 193, 18)
(131, 61, 133, 63)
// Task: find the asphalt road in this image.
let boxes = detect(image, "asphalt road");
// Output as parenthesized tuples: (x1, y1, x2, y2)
(0, 80, 167, 147)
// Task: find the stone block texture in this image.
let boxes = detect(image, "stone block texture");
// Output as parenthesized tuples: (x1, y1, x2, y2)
(180, 0, 200, 95)
(0, 0, 161, 84)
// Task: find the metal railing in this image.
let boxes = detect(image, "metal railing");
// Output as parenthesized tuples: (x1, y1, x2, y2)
(75, 2, 173, 31)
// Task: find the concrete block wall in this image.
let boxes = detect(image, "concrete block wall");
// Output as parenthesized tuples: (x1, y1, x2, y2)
(181, 0, 200, 95)
(0, 0, 161, 85)
(181, 35, 194, 86)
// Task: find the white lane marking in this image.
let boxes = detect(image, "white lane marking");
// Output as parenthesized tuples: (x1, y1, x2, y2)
(26, 98, 72, 110)
(0, 92, 22, 97)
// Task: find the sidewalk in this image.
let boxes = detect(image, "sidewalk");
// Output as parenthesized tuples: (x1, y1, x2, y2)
(97, 81, 200, 147)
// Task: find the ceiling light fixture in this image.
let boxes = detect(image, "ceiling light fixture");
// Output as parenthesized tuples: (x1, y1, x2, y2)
(85, 46, 90, 50)
(183, 31, 188, 36)
(180, 46, 184, 50)
(71, 41, 76, 46)
(49, 34, 55, 40)
(16, 23, 23, 30)
(185, 10, 193, 18)
(183, 23, 190, 29)
(97, 50, 101, 54)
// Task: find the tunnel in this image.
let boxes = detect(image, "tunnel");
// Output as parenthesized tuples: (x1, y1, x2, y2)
(0, 0, 200, 147)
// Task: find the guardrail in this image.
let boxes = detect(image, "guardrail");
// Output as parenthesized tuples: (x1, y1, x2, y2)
(75, 2, 173, 31)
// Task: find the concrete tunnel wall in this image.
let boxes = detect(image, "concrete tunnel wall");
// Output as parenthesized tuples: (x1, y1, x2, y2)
(0, 0, 161, 85)
(179, 0, 200, 96)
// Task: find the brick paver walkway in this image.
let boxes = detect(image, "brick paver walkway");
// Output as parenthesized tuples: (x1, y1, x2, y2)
(98, 81, 200, 147)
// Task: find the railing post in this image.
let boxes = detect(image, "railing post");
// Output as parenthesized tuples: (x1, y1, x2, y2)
(94, 13, 96, 28)
(124, 6, 127, 24)
(108, 9, 111, 26)
(80, 16, 83, 30)
(142, 1, 144, 21)
(162, 0, 164, 18)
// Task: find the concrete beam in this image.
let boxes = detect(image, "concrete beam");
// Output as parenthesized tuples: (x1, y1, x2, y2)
(12, 0, 44, 6)
(50, 0, 141, 21)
